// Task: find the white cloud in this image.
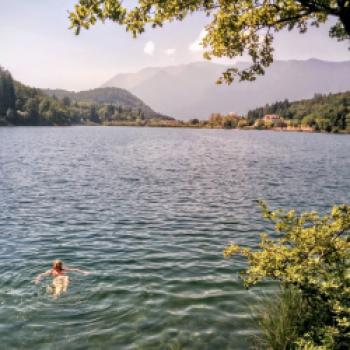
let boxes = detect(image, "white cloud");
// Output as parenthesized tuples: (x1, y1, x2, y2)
(189, 29, 207, 52)
(164, 48, 176, 56)
(144, 41, 155, 56)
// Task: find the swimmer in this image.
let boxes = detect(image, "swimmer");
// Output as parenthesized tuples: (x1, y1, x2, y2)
(34, 259, 90, 298)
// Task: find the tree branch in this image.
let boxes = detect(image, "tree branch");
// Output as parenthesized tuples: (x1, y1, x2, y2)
(296, 0, 339, 15)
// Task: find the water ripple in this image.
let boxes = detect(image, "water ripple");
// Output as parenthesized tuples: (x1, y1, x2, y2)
(0, 127, 350, 349)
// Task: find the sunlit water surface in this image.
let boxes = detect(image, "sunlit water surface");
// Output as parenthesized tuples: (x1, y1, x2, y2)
(1, 127, 350, 350)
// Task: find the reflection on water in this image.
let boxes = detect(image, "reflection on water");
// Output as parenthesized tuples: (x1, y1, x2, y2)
(0, 127, 349, 349)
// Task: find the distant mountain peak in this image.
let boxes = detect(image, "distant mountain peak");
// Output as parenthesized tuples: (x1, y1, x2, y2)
(102, 59, 350, 119)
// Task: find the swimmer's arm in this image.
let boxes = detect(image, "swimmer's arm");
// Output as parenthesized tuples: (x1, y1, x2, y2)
(65, 267, 90, 276)
(34, 269, 51, 284)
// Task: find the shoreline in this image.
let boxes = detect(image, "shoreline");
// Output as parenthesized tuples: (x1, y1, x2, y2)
(1, 122, 349, 134)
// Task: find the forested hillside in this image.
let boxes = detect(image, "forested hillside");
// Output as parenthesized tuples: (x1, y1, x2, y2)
(247, 92, 350, 132)
(44, 87, 168, 120)
(0, 67, 170, 126)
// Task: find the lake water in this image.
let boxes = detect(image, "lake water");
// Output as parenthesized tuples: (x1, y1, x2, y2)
(1, 127, 350, 350)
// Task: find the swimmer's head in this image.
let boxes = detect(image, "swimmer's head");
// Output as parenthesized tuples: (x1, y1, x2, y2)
(53, 259, 63, 270)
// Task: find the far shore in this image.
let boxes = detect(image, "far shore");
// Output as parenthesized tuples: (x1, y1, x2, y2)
(1, 121, 349, 134)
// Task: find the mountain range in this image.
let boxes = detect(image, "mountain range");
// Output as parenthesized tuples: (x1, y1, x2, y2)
(102, 59, 350, 119)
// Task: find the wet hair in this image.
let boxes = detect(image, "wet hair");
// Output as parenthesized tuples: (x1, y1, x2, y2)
(53, 259, 63, 270)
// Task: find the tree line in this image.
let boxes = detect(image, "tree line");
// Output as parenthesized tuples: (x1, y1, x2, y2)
(0, 67, 154, 126)
(247, 92, 350, 132)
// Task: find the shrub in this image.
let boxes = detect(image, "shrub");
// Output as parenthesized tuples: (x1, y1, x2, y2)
(301, 115, 316, 128)
(189, 118, 199, 125)
(224, 202, 350, 349)
(332, 127, 340, 134)
(316, 119, 332, 133)
(271, 119, 287, 128)
(237, 119, 248, 128)
(223, 115, 238, 129)
(288, 119, 301, 128)
(254, 119, 266, 129)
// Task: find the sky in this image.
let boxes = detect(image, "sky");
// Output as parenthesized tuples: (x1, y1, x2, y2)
(0, 0, 349, 91)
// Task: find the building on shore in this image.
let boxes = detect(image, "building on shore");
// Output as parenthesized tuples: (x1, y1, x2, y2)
(263, 114, 282, 122)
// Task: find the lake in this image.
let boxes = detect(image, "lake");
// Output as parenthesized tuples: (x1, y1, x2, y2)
(0, 127, 349, 350)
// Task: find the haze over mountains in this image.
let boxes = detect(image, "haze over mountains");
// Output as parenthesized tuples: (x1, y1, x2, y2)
(102, 59, 350, 119)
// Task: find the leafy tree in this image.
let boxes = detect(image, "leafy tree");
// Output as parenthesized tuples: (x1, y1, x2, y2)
(237, 119, 248, 128)
(69, 0, 350, 83)
(62, 96, 72, 107)
(24, 98, 39, 124)
(6, 108, 16, 123)
(39, 98, 51, 116)
(107, 104, 115, 117)
(301, 114, 317, 127)
(0, 67, 16, 116)
(224, 202, 350, 349)
(223, 115, 238, 129)
(209, 113, 223, 127)
(316, 118, 332, 132)
(48, 105, 70, 125)
(254, 118, 266, 129)
(288, 119, 301, 128)
(190, 118, 200, 125)
(346, 113, 350, 131)
(89, 104, 100, 123)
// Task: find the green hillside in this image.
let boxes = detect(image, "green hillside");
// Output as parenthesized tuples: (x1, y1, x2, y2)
(247, 91, 350, 132)
(0, 67, 170, 126)
(44, 87, 169, 120)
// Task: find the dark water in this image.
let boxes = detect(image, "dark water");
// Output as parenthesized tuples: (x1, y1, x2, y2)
(0, 127, 349, 350)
